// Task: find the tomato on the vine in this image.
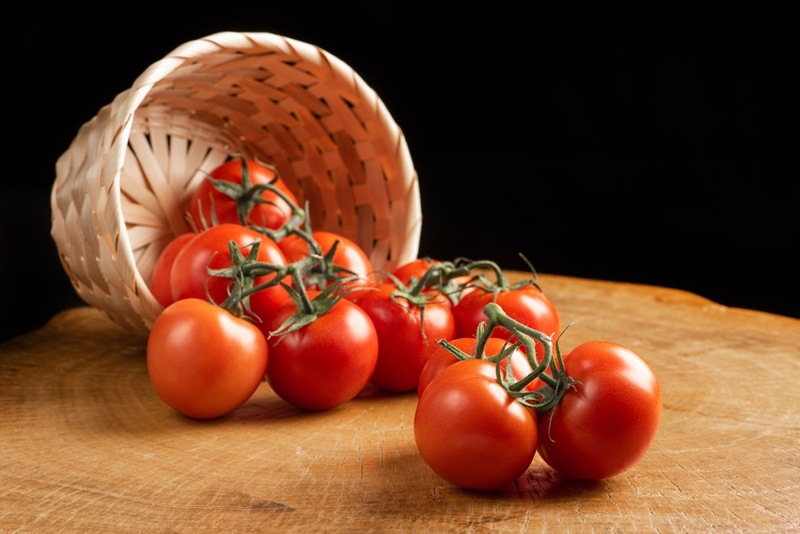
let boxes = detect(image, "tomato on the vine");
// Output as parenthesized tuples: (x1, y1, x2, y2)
(536, 341, 662, 480)
(352, 283, 455, 393)
(390, 257, 451, 286)
(417, 336, 533, 397)
(186, 157, 298, 231)
(146, 298, 268, 420)
(169, 223, 289, 321)
(149, 232, 194, 308)
(264, 290, 379, 410)
(279, 230, 375, 283)
(388, 257, 472, 306)
(453, 284, 560, 357)
(414, 358, 539, 491)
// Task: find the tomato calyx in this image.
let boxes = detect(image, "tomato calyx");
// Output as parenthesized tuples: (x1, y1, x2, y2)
(285, 225, 369, 290)
(198, 238, 280, 317)
(376, 269, 460, 341)
(268, 276, 361, 341)
(455, 254, 544, 300)
(191, 154, 306, 235)
(387, 257, 473, 306)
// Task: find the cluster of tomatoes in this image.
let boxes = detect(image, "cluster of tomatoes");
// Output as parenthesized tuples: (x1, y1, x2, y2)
(145, 155, 662, 491)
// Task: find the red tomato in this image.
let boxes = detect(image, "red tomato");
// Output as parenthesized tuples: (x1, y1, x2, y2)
(417, 336, 533, 397)
(353, 283, 455, 393)
(149, 233, 194, 307)
(453, 284, 560, 358)
(186, 158, 298, 231)
(146, 298, 268, 419)
(170, 224, 289, 320)
(537, 341, 662, 480)
(265, 291, 379, 410)
(414, 358, 539, 490)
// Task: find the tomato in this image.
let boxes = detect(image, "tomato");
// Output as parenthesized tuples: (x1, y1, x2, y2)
(170, 224, 289, 322)
(146, 298, 268, 419)
(417, 336, 533, 397)
(414, 358, 539, 491)
(452, 284, 560, 358)
(264, 291, 379, 410)
(149, 233, 194, 307)
(353, 283, 455, 393)
(186, 158, 298, 231)
(536, 341, 662, 480)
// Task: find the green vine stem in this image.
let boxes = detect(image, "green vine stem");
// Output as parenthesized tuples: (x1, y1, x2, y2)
(436, 300, 574, 413)
(390, 255, 544, 308)
(204, 236, 363, 344)
(436, 322, 525, 364)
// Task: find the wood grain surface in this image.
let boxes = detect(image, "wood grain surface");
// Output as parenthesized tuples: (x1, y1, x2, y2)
(2, 272, 798, 532)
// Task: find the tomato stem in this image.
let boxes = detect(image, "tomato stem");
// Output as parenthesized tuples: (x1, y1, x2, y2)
(268, 276, 360, 341)
(436, 323, 523, 363)
(479, 302, 578, 411)
(403, 256, 545, 309)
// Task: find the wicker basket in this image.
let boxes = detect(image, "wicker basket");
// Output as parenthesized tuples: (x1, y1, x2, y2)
(51, 31, 421, 335)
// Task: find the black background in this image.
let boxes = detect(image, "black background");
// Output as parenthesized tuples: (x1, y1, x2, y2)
(2, 4, 796, 342)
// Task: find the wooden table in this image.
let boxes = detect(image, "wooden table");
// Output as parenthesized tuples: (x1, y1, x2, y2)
(2, 272, 798, 532)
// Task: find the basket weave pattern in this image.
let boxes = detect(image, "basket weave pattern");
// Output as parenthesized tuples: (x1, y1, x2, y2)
(51, 32, 421, 334)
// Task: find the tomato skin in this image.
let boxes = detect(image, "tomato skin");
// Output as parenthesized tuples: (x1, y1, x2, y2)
(149, 233, 194, 307)
(353, 284, 455, 393)
(414, 359, 538, 491)
(187, 159, 297, 231)
(537, 341, 662, 480)
(265, 294, 379, 410)
(146, 298, 268, 420)
(453, 285, 560, 359)
(170, 224, 289, 317)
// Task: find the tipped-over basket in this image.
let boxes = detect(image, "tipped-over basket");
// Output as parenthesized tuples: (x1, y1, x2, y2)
(51, 31, 421, 335)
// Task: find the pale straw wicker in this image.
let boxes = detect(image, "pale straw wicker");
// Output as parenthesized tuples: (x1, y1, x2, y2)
(51, 31, 421, 335)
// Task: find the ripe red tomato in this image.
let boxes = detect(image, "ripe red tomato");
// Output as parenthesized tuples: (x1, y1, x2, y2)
(537, 341, 662, 480)
(417, 336, 532, 397)
(453, 284, 560, 357)
(146, 298, 268, 419)
(414, 358, 539, 490)
(264, 291, 379, 410)
(170, 224, 289, 317)
(353, 283, 455, 393)
(186, 158, 298, 231)
(149, 233, 194, 307)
